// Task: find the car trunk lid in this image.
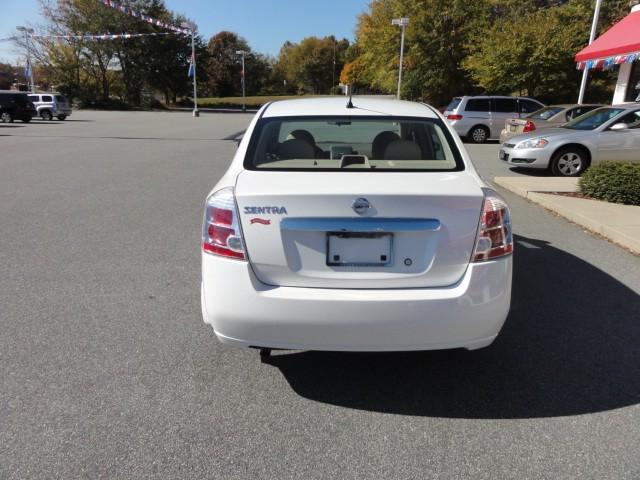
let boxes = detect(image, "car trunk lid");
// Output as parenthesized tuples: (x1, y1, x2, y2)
(235, 170, 484, 289)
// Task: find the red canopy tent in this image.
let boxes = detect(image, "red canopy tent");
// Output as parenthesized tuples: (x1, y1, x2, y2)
(575, 10, 640, 69)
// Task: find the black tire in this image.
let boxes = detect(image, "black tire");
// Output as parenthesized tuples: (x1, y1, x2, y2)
(550, 147, 589, 177)
(57, 115, 67, 121)
(41, 110, 53, 121)
(1, 111, 13, 123)
(468, 125, 490, 144)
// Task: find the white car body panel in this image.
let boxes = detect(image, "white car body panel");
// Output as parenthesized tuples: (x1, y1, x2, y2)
(202, 97, 513, 352)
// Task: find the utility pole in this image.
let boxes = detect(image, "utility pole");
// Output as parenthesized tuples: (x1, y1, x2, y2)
(391, 17, 409, 100)
(577, 0, 602, 104)
(332, 39, 336, 93)
(236, 50, 246, 112)
(16, 26, 35, 92)
(182, 22, 199, 117)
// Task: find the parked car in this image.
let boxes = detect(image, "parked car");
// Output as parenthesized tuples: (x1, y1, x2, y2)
(28, 93, 72, 120)
(499, 105, 640, 176)
(444, 95, 544, 143)
(201, 97, 513, 358)
(0, 90, 36, 123)
(499, 104, 603, 143)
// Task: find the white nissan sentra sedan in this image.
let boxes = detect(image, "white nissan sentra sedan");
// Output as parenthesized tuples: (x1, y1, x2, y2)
(201, 97, 513, 357)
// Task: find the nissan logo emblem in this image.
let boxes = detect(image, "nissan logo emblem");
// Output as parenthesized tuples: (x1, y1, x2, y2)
(352, 197, 371, 215)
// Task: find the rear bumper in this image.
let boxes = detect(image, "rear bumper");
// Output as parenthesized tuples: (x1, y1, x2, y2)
(201, 254, 512, 351)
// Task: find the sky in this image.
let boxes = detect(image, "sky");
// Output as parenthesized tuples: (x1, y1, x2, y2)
(0, 0, 370, 64)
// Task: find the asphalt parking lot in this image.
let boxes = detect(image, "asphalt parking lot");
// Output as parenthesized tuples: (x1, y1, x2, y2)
(1, 111, 639, 479)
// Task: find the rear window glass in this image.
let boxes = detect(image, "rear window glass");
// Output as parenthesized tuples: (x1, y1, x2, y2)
(527, 106, 564, 120)
(245, 116, 463, 172)
(446, 97, 461, 111)
(465, 99, 490, 112)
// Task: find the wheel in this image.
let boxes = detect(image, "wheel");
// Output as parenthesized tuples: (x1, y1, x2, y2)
(468, 125, 489, 144)
(21, 116, 31, 123)
(41, 110, 53, 121)
(57, 115, 67, 121)
(550, 148, 588, 177)
(1, 111, 13, 123)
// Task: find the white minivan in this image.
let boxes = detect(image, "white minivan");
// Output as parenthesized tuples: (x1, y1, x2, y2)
(201, 97, 513, 358)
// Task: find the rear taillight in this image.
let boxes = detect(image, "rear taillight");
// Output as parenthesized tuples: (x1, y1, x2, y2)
(447, 114, 463, 120)
(522, 121, 536, 133)
(472, 189, 513, 262)
(202, 187, 246, 260)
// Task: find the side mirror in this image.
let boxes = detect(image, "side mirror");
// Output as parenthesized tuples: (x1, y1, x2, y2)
(610, 123, 629, 131)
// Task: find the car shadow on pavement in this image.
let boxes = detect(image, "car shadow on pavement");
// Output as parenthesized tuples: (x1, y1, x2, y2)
(267, 234, 640, 419)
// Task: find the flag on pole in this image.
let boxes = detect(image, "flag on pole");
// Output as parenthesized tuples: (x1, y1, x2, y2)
(188, 55, 195, 78)
(24, 59, 32, 79)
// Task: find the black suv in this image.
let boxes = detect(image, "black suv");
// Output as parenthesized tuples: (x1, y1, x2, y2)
(0, 91, 36, 123)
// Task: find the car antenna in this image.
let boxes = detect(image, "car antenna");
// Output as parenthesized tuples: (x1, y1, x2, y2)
(346, 85, 354, 109)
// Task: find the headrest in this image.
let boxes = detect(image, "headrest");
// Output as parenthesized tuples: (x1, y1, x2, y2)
(277, 138, 315, 159)
(383, 139, 421, 160)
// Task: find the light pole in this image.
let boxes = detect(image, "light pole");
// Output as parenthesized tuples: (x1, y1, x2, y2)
(391, 17, 409, 100)
(181, 22, 199, 117)
(16, 26, 35, 92)
(236, 50, 246, 112)
(577, 0, 602, 104)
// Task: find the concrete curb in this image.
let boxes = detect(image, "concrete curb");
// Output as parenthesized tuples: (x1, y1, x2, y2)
(494, 177, 640, 255)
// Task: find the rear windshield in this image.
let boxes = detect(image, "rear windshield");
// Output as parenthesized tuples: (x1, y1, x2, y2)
(527, 106, 564, 120)
(244, 116, 464, 172)
(446, 97, 461, 111)
(563, 107, 626, 130)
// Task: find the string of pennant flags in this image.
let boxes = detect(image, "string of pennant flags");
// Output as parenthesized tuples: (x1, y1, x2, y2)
(99, 0, 191, 34)
(577, 53, 639, 71)
(31, 32, 174, 41)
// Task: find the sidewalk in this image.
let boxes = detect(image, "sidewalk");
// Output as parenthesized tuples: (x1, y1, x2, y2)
(494, 176, 640, 255)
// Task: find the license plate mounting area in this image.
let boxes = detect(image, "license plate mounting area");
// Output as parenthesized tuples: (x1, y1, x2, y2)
(326, 232, 392, 267)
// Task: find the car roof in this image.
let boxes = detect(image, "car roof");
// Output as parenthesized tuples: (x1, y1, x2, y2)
(262, 97, 439, 119)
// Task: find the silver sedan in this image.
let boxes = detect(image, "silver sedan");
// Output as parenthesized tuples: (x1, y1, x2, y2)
(499, 105, 640, 176)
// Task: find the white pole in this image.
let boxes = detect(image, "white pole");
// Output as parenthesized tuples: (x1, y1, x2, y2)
(397, 24, 406, 100)
(26, 31, 35, 92)
(577, 0, 603, 104)
(191, 30, 199, 117)
(241, 52, 246, 112)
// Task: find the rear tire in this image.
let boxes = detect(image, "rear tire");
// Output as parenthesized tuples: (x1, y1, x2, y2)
(468, 125, 489, 144)
(550, 147, 588, 177)
(57, 115, 67, 121)
(1, 111, 13, 123)
(41, 110, 53, 121)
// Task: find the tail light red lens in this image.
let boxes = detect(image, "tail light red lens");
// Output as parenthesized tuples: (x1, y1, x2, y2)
(473, 189, 513, 262)
(522, 121, 536, 133)
(447, 114, 463, 120)
(202, 187, 246, 260)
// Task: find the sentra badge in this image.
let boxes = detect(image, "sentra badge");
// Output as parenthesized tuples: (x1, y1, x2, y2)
(244, 206, 288, 215)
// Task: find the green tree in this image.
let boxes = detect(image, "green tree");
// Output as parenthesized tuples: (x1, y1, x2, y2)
(276, 36, 349, 94)
(461, 0, 629, 101)
(350, 0, 491, 104)
(204, 31, 272, 97)
(33, 0, 195, 105)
